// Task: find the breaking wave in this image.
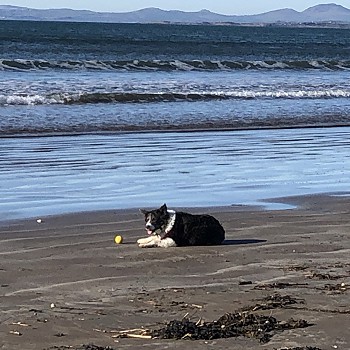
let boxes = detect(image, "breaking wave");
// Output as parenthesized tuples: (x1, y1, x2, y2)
(2, 59, 350, 72)
(0, 88, 350, 106)
(1, 89, 350, 106)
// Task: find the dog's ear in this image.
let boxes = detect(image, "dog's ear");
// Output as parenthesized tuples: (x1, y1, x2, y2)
(160, 203, 167, 213)
(139, 209, 148, 215)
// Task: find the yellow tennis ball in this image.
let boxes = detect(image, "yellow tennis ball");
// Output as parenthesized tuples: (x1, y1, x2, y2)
(114, 235, 123, 244)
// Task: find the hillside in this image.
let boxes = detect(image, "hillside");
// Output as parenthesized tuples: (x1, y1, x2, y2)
(0, 3, 349, 24)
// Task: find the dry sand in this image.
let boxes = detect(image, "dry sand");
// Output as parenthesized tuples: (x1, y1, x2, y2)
(0, 194, 349, 350)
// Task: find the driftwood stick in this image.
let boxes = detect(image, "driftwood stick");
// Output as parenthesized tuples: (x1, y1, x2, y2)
(112, 333, 152, 339)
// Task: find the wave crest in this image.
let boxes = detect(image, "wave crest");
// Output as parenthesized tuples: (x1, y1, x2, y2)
(1, 89, 350, 106)
(1, 59, 350, 72)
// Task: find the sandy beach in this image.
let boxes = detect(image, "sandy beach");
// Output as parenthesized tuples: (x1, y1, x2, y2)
(0, 193, 349, 350)
(2, 16, 350, 350)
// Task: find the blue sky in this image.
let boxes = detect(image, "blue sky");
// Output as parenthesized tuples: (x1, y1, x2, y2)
(0, 1, 349, 15)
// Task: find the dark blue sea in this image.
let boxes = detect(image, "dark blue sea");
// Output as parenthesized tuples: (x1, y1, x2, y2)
(1, 21, 350, 220)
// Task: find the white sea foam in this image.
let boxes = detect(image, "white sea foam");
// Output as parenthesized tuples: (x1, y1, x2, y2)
(1, 58, 350, 72)
(1, 87, 350, 106)
(0, 94, 63, 106)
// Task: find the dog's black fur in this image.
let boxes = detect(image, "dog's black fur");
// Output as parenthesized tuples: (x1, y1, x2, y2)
(140, 204, 225, 246)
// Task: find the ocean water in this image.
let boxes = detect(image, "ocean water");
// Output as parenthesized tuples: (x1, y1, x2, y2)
(1, 21, 350, 220)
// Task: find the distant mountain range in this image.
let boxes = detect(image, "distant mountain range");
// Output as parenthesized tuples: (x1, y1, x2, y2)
(0, 3, 350, 24)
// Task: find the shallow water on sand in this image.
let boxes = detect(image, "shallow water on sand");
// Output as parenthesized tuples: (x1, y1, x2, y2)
(1, 126, 350, 221)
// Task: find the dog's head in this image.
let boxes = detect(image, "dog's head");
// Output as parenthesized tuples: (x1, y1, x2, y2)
(140, 203, 169, 235)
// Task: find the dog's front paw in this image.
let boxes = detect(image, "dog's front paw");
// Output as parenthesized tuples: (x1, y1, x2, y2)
(137, 235, 161, 248)
(137, 236, 154, 244)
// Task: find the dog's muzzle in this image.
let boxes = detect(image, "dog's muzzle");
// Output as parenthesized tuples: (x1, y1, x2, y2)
(145, 223, 156, 235)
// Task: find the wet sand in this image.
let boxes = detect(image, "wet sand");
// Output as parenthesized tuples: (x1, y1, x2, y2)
(0, 193, 349, 350)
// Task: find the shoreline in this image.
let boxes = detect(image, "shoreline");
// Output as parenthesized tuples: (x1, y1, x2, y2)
(0, 193, 349, 349)
(1, 189, 349, 227)
(2, 122, 350, 139)
(0, 202, 275, 228)
(0, 190, 346, 224)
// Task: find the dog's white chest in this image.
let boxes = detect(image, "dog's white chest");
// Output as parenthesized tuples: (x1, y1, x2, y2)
(164, 210, 176, 233)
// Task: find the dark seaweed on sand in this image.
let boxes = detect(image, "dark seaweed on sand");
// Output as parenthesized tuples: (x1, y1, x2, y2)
(45, 345, 115, 350)
(277, 347, 322, 350)
(307, 271, 347, 280)
(254, 282, 309, 290)
(151, 312, 311, 343)
(323, 283, 348, 292)
(242, 293, 305, 311)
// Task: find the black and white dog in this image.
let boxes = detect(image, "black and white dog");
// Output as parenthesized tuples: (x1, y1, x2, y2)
(137, 204, 225, 248)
